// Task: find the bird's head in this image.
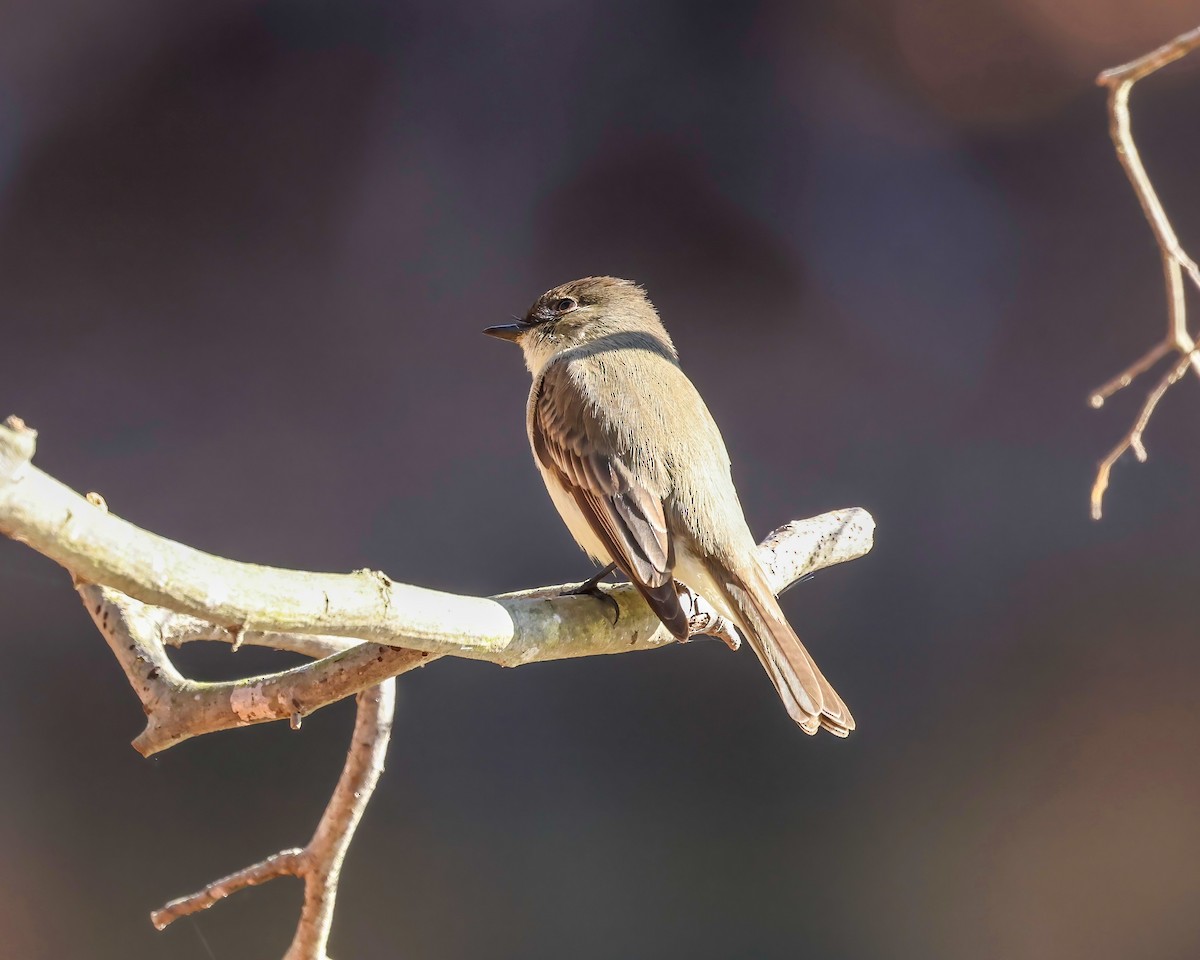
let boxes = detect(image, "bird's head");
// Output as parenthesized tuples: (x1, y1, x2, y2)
(485, 276, 675, 374)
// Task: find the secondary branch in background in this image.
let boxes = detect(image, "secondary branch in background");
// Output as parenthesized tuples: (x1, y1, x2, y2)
(1090, 26, 1200, 519)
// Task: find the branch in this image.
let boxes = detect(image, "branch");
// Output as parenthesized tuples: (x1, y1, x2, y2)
(0, 414, 873, 675)
(151, 682, 395, 960)
(1, 414, 874, 959)
(77, 586, 396, 958)
(79, 505, 872, 757)
(79, 510, 866, 960)
(80, 581, 429, 755)
(1090, 27, 1200, 519)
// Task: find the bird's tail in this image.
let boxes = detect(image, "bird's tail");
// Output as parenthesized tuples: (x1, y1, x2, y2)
(716, 561, 854, 737)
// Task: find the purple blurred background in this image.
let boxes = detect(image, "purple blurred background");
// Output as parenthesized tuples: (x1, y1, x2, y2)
(3, 1, 1200, 957)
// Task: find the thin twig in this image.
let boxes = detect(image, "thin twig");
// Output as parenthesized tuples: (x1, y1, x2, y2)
(151, 849, 304, 929)
(1090, 27, 1200, 518)
(1092, 343, 1199, 515)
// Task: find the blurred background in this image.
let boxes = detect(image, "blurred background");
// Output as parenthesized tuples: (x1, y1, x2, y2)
(2, 1, 1200, 957)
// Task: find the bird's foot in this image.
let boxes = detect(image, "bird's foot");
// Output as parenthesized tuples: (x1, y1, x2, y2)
(679, 585, 740, 650)
(562, 563, 620, 625)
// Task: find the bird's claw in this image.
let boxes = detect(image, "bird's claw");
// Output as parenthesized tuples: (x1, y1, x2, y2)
(562, 580, 621, 626)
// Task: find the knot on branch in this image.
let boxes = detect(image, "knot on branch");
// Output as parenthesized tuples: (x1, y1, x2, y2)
(0, 415, 37, 484)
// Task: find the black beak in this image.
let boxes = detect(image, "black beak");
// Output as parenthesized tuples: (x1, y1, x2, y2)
(483, 322, 529, 343)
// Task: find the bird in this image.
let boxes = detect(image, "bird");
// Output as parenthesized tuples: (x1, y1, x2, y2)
(484, 277, 853, 736)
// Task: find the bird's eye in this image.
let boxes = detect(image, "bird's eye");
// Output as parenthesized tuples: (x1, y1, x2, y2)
(554, 297, 577, 312)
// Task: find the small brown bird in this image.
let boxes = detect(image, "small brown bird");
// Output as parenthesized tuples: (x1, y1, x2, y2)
(485, 277, 853, 736)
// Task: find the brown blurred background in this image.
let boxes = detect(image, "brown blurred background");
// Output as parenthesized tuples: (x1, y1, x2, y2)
(3, 1, 1200, 957)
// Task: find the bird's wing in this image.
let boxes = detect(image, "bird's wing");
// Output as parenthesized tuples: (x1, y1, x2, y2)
(531, 362, 689, 638)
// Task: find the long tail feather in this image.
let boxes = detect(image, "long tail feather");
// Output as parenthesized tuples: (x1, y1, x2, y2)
(718, 562, 854, 737)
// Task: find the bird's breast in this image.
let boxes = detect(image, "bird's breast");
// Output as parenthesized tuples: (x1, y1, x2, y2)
(534, 456, 612, 565)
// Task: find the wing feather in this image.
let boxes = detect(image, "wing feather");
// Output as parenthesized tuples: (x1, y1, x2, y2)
(532, 363, 689, 638)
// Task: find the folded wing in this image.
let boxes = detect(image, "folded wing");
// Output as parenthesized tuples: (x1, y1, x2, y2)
(532, 363, 689, 639)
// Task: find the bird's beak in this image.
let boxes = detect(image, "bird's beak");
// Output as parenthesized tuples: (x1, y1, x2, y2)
(483, 322, 529, 343)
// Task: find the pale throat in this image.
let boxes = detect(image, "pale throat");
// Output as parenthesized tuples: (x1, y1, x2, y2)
(519, 334, 564, 377)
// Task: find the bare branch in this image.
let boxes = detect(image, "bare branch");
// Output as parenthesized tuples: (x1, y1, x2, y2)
(1090, 27, 1200, 518)
(151, 849, 304, 930)
(83, 589, 398, 957)
(288, 682, 393, 958)
(81, 582, 428, 755)
(1091, 348, 1198, 516)
(2, 414, 874, 959)
(151, 682, 395, 960)
(77, 503, 872, 757)
(0, 417, 868, 663)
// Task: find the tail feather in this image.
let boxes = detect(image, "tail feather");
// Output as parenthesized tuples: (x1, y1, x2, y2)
(720, 563, 854, 737)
